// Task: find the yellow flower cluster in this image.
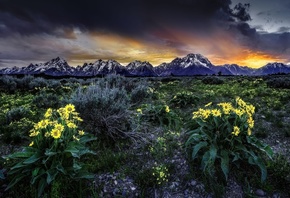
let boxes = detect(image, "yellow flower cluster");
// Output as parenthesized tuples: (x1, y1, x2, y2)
(232, 126, 240, 136)
(165, 105, 170, 113)
(136, 108, 142, 114)
(28, 104, 86, 146)
(192, 97, 255, 136)
(152, 165, 169, 185)
(217, 102, 232, 114)
(192, 108, 220, 119)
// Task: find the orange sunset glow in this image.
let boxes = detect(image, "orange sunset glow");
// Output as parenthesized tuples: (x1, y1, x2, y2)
(67, 30, 286, 68)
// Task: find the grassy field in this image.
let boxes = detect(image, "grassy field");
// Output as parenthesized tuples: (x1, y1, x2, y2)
(0, 75, 289, 197)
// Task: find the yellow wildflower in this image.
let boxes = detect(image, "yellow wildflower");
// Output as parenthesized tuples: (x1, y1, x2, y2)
(67, 122, 77, 129)
(246, 105, 255, 115)
(231, 126, 240, 136)
(29, 130, 40, 137)
(51, 129, 61, 139)
(247, 128, 252, 136)
(78, 130, 85, 136)
(236, 97, 246, 108)
(218, 102, 232, 114)
(37, 119, 49, 129)
(234, 109, 244, 117)
(165, 105, 170, 113)
(136, 108, 142, 114)
(45, 132, 51, 138)
(73, 116, 83, 122)
(211, 109, 221, 117)
(247, 117, 254, 128)
(29, 141, 34, 147)
(57, 108, 69, 120)
(201, 109, 211, 119)
(192, 109, 202, 119)
(65, 104, 75, 113)
(54, 123, 64, 132)
(44, 108, 53, 118)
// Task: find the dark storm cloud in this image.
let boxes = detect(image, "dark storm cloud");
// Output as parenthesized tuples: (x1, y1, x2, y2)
(277, 27, 290, 33)
(0, 0, 251, 38)
(228, 20, 290, 58)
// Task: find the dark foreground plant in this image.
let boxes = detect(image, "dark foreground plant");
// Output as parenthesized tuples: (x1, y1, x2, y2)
(186, 97, 273, 195)
(5, 104, 96, 197)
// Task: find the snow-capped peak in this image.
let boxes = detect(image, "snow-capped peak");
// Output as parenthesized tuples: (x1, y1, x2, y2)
(171, 53, 212, 68)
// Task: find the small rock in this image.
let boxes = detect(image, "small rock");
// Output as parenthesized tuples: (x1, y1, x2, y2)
(169, 181, 179, 189)
(131, 186, 136, 191)
(190, 180, 197, 186)
(255, 189, 266, 197)
(272, 192, 280, 198)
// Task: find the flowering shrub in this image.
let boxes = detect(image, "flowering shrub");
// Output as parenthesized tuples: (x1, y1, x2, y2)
(5, 104, 96, 197)
(138, 104, 181, 129)
(152, 164, 169, 185)
(186, 97, 273, 186)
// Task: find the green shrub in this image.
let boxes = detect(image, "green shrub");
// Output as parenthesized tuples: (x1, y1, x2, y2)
(0, 75, 17, 92)
(32, 91, 62, 109)
(266, 77, 290, 89)
(170, 91, 200, 108)
(4, 104, 96, 197)
(0, 107, 34, 143)
(70, 82, 137, 143)
(186, 97, 273, 196)
(28, 77, 48, 89)
(201, 76, 224, 85)
(130, 83, 151, 105)
(138, 104, 181, 130)
(15, 75, 34, 90)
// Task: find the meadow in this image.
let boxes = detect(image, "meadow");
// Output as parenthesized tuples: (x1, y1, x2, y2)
(0, 74, 289, 197)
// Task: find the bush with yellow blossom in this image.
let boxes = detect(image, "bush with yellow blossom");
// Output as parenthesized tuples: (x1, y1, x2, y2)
(186, 97, 273, 195)
(138, 103, 181, 130)
(5, 104, 96, 197)
(152, 164, 170, 186)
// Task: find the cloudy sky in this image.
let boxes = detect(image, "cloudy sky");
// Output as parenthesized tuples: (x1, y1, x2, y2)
(0, 0, 290, 68)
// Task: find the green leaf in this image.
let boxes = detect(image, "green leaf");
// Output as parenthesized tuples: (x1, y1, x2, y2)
(73, 161, 82, 171)
(246, 136, 273, 159)
(248, 151, 267, 182)
(46, 169, 58, 184)
(201, 150, 211, 171)
(185, 132, 202, 146)
(5, 174, 27, 191)
(0, 170, 5, 180)
(220, 150, 229, 180)
(232, 152, 240, 162)
(38, 178, 47, 197)
(191, 141, 208, 160)
(255, 157, 267, 182)
(75, 170, 95, 179)
(32, 168, 40, 177)
(8, 151, 35, 159)
(209, 145, 217, 162)
(64, 145, 80, 158)
(9, 161, 26, 171)
(56, 164, 66, 174)
(45, 149, 57, 157)
(23, 154, 40, 164)
(31, 169, 46, 185)
(79, 135, 97, 144)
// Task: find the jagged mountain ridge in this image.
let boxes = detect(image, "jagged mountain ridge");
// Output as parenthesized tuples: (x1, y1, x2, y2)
(1, 54, 290, 76)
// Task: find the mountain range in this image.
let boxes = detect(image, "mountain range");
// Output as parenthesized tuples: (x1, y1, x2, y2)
(1, 54, 290, 76)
